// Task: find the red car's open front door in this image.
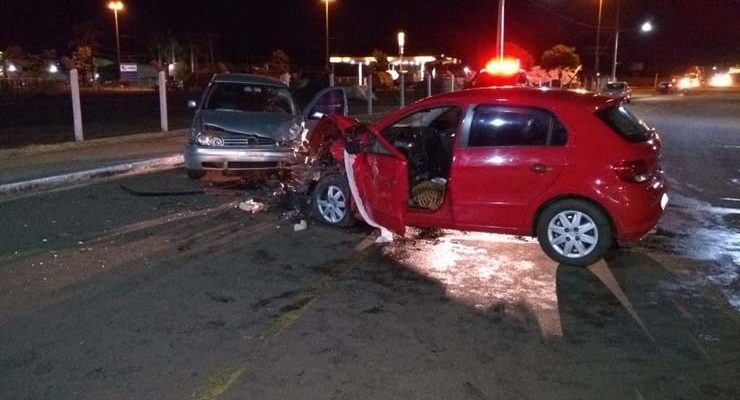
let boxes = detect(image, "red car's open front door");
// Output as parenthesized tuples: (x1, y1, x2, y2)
(345, 125, 408, 236)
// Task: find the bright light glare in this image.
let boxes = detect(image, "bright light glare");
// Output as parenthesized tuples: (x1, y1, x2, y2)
(382, 229, 563, 337)
(484, 57, 520, 76)
(641, 21, 653, 32)
(8, 64, 17, 72)
(397, 31, 405, 49)
(108, 1, 124, 11)
(48, 64, 58, 73)
(709, 73, 732, 87)
(678, 76, 700, 89)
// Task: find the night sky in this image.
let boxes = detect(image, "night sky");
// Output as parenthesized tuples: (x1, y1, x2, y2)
(1, 0, 739, 73)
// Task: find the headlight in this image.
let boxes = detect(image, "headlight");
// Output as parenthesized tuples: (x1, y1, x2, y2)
(276, 120, 306, 147)
(196, 134, 224, 147)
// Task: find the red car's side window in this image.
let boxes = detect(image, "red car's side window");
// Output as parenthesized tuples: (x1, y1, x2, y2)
(468, 105, 567, 147)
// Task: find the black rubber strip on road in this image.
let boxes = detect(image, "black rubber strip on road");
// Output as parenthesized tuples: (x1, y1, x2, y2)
(119, 184, 205, 197)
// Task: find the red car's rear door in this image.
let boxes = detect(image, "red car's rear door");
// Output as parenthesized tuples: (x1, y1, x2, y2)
(451, 104, 570, 231)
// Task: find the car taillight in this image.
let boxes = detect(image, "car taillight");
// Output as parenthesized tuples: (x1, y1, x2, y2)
(613, 160, 649, 183)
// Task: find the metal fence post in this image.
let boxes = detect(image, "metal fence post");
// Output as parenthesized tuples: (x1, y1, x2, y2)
(427, 72, 432, 97)
(158, 70, 168, 132)
(69, 68, 83, 142)
(367, 74, 373, 116)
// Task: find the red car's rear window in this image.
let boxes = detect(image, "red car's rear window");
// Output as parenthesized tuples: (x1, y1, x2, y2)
(597, 105, 652, 143)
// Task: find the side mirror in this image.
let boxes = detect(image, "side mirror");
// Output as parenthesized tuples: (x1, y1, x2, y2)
(310, 111, 325, 120)
(187, 100, 198, 109)
(345, 139, 362, 155)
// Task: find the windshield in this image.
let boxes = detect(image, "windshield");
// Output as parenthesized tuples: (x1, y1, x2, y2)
(597, 105, 652, 143)
(204, 82, 295, 114)
(605, 83, 626, 90)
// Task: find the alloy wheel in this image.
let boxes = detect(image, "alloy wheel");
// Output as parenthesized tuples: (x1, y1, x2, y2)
(317, 185, 347, 224)
(547, 210, 599, 258)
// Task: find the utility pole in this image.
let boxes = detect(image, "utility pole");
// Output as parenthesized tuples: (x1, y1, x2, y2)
(495, 0, 506, 60)
(594, 0, 603, 88)
(611, 0, 621, 81)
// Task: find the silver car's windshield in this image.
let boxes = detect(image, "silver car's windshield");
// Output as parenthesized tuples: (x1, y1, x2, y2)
(205, 82, 295, 114)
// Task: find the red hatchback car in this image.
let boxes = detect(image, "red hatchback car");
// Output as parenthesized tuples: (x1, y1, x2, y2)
(306, 87, 668, 266)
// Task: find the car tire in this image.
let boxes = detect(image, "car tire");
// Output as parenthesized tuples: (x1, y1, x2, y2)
(186, 169, 206, 180)
(311, 175, 355, 227)
(536, 199, 613, 267)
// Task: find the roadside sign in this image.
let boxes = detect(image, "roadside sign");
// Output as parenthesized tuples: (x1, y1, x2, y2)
(120, 63, 138, 82)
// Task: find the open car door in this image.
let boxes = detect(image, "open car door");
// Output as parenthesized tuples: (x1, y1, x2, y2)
(345, 124, 408, 236)
(301, 87, 348, 120)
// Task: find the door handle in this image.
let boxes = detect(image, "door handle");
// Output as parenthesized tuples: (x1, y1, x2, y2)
(530, 163, 552, 174)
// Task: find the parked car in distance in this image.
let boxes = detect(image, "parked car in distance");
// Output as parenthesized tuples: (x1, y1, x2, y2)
(656, 81, 676, 94)
(599, 81, 632, 102)
(184, 74, 347, 179)
(306, 87, 668, 266)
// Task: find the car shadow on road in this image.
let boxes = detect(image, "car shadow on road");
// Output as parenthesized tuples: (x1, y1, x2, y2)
(555, 249, 740, 399)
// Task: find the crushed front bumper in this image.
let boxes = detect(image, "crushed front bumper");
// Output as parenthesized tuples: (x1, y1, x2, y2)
(184, 144, 297, 170)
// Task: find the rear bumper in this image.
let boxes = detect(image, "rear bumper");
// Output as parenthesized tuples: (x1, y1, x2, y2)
(611, 177, 668, 242)
(184, 144, 295, 170)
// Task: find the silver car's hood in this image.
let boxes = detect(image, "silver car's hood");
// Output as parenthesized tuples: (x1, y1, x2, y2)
(198, 110, 302, 141)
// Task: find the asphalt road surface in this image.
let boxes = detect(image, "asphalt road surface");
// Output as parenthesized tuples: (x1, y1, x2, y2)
(0, 91, 738, 400)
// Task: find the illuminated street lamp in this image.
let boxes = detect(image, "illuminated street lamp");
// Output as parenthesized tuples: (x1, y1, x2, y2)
(398, 31, 405, 107)
(107, 1, 124, 78)
(322, 0, 335, 71)
(610, 2, 653, 81)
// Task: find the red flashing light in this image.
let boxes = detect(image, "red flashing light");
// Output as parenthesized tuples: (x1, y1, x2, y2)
(484, 57, 520, 76)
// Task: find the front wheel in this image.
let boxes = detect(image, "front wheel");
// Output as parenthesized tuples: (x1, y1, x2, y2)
(536, 199, 613, 267)
(311, 175, 355, 227)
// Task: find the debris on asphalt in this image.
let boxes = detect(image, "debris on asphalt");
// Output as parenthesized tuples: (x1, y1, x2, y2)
(238, 199, 266, 213)
(293, 219, 308, 232)
(375, 228, 394, 244)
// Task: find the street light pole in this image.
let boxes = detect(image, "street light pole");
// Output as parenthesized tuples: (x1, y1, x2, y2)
(323, 0, 334, 72)
(611, 0, 620, 82)
(594, 0, 603, 87)
(495, 0, 506, 61)
(107, 1, 124, 79)
(398, 31, 405, 108)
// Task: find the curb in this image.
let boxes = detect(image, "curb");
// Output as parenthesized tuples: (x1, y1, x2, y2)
(0, 154, 184, 200)
(0, 130, 187, 159)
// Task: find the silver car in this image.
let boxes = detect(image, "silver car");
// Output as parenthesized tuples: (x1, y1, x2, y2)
(599, 81, 632, 103)
(184, 74, 347, 179)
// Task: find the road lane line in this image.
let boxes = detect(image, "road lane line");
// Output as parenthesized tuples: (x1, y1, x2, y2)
(192, 245, 374, 400)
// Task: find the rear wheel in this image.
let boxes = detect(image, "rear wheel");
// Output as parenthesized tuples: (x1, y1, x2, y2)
(186, 169, 206, 180)
(311, 175, 355, 227)
(536, 199, 613, 267)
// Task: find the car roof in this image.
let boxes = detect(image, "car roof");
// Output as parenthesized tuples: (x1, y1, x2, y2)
(416, 87, 618, 111)
(212, 73, 286, 87)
